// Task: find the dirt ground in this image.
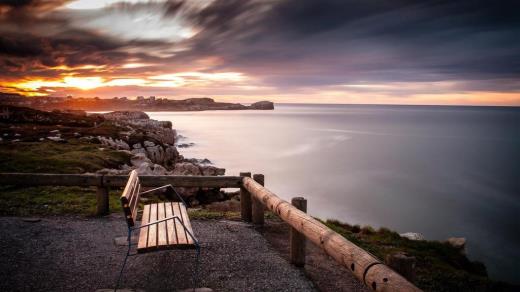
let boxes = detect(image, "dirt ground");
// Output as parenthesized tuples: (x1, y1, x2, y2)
(0, 215, 316, 292)
(259, 219, 368, 292)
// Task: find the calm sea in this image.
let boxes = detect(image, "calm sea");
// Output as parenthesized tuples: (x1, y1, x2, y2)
(148, 104, 520, 282)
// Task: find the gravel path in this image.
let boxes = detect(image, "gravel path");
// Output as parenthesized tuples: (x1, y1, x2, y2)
(0, 215, 316, 292)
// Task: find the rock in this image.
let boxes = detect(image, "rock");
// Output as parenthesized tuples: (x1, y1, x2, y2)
(172, 162, 201, 175)
(98, 136, 130, 150)
(132, 143, 142, 149)
(249, 100, 274, 110)
(177, 142, 195, 148)
(200, 165, 225, 176)
(22, 217, 41, 223)
(385, 252, 416, 282)
(131, 153, 152, 167)
(102, 111, 150, 120)
(143, 140, 155, 147)
(131, 148, 146, 155)
(47, 136, 65, 142)
(400, 232, 425, 241)
(39, 138, 44, 141)
(96, 289, 144, 292)
(136, 162, 167, 175)
(151, 164, 167, 175)
(14, 133, 21, 137)
(73, 132, 81, 137)
(145, 145, 165, 164)
(446, 237, 466, 251)
(49, 130, 60, 134)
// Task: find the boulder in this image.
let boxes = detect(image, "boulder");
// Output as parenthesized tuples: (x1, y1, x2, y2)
(130, 153, 152, 167)
(200, 165, 225, 176)
(47, 136, 65, 142)
(143, 140, 155, 147)
(145, 145, 165, 164)
(400, 232, 425, 241)
(446, 237, 466, 251)
(249, 100, 274, 110)
(172, 162, 202, 175)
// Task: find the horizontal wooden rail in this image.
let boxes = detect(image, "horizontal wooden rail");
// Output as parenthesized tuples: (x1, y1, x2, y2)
(242, 176, 421, 292)
(0, 173, 243, 188)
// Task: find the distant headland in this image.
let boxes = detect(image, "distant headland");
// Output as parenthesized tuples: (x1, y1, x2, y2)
(0, 92, 274, 112)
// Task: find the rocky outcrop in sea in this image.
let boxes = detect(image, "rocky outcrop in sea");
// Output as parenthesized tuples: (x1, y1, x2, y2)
(92, 111, 229, 206)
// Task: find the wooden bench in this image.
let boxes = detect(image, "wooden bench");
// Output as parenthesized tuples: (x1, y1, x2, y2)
(115, 170, 200, 290)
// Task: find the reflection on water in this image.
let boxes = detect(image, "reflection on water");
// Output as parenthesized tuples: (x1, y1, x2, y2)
(148, 104, 520, 282)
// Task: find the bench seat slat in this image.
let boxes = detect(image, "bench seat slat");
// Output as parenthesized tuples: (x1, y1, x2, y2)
(138, 204, 151, 249)
(157, 202, 168, 246)
(137, 202, 196, 253)
(165, 202, 178, 245)
(147, 203, 158, 248)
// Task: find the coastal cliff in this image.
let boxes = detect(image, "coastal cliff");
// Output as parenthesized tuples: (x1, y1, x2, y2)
(0, 106, 232, 206)
(0, 93, 274, 112)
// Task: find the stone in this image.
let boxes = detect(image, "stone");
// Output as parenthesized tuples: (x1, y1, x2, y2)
(131, 153, 152, 167)
(400, 232, 425, 241)
(50, 129, 60, 134)
(47, 136, 65, 142)
(22, 217, 41, 223)
(385, 252, 416, 282)
(172, 162, 202, 175)
(132, 143, 142, 149)
(143, 140, 155, 147)
(249, 100, 274, 110)
(200, 165, 225, 176)
(446, 237, 466, 250)
(145, 145, 165, 164)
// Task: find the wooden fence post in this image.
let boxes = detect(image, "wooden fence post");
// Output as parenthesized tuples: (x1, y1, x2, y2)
(240, 172, 252, 222)
(252, 174, 265, 225)
(290, 197, 307, 267)
(96, 186, 109, 216)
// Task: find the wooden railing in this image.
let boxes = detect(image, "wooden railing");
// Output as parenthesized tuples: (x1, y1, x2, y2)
(0, 172, 421, 292)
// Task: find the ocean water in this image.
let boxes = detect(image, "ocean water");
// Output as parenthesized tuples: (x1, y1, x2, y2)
(148, 104, 520, 282)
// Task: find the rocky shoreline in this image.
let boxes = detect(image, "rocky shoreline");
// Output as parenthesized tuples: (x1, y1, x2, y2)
(0, 106, 235, 206)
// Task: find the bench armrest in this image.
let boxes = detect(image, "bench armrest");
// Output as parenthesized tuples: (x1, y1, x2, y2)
(138, 184, 188, 206)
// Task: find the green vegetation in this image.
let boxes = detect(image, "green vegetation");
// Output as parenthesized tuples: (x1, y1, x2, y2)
(0, 140, 131, 173)
(322, 219, 515, 291)
(0, 186, 122, 216)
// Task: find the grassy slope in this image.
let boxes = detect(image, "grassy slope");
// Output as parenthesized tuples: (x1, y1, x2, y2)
(0, 140, 131, 216)
(322, 219, 515, 292)
(0, 140, 130, 174)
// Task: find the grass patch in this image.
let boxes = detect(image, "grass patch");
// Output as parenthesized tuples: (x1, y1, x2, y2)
(187, 209, 241, 220)
(0, 140, 131, 173)
(322, 219, 515, 291)
(0, 186, 123, 216)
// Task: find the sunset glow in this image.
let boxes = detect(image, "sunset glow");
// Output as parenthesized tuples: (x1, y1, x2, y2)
(0, 0, 518, 105)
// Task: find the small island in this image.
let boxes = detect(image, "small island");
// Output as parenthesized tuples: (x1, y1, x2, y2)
(0, 92, 274, 112)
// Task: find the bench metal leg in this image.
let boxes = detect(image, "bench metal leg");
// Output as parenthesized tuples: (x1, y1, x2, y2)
(114, 231, 132, 292)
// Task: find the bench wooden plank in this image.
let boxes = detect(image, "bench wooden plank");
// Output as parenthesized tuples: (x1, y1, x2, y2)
(171, 202, 187, 245)
(147, 203, 158, 248)
(179, 203, 195, 245)
(171, 202, 187, 244)
(157, 202, 168, 247)
(165, 202, 178, 245)
(138, 204, 151, 250)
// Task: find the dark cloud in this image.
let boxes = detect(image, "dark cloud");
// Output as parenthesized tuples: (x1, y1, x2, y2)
(0, 0, 519, 95)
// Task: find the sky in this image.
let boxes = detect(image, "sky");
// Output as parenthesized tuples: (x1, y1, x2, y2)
(0, 0, 519, 105)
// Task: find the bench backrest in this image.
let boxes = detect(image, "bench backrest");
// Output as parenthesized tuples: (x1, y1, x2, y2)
(120, 170, 141, 227)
